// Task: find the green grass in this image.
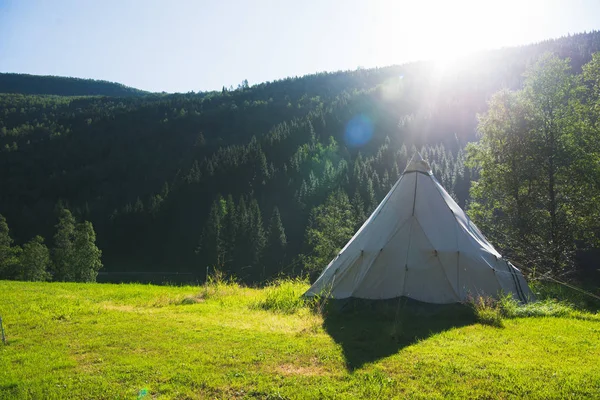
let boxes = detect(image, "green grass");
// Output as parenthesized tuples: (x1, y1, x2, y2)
(1, 280, 599, 399)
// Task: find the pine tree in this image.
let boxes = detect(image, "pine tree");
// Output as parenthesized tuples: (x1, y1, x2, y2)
(17, 236, 50, 281)
(233, 195, 250, 273)
(264, 207, 287, 279)
(364, 177, 377, 214)
(72, 221, 103, 282)
(52, 208, 77, 281)
(0, 214, 13, 275)
(257, 148, 270, 184)
(222, 194, 238, 266)
(187, 160, 202, 183)
(351, 190, 367, 230)
(198, 196, 225, 269)
(302, 190, 355, 276)
(52, 209, 102, 282)
(248, 198, 266, 267)
(0, 214, 21, 279)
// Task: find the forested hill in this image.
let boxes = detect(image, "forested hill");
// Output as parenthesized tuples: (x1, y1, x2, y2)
(0, 73, 149, 96)
(1, 31, 599, 284)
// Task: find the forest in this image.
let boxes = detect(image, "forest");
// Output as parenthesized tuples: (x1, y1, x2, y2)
(1, 31, 599, 285)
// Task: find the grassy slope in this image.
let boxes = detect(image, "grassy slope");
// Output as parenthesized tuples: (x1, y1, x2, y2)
(0, 281, 599, 399)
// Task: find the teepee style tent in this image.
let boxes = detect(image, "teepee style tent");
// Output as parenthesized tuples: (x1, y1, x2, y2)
(305, 153, 533, 304)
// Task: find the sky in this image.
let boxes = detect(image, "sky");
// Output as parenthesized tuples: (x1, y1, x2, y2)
(1, 0, 599, 93)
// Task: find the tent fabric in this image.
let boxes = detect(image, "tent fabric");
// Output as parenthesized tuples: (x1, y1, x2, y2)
(305, 153, 534, 304)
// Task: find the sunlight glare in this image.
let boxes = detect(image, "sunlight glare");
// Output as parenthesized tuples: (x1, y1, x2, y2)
(372, 0, 541, 72)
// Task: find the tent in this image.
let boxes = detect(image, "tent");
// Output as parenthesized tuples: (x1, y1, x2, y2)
(305, 153, 533, 304)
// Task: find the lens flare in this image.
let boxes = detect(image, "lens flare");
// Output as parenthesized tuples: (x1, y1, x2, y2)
(344, 114, 373, 148)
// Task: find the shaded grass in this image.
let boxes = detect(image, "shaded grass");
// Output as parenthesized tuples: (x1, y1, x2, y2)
(1, 279, 599, 399)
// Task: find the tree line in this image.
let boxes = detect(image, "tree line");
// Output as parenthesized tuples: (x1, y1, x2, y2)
(0, 209, 102, 282)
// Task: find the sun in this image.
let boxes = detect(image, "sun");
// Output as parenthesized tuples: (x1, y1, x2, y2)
(432, 54, 462, 74)
(371, 0, 517, 72)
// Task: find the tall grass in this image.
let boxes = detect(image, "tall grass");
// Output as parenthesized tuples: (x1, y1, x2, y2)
(529, 280, 600, 312)
(500, 294, 600, 321)
(253, 278, 309, 314)
(467, 295, 504, 327)
(199, 268, 242, 300)
(468, 290, 600, 328)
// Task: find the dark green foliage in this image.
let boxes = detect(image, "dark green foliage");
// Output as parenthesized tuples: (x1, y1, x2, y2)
(351, 190, 367, 231)
(248, 198, 266, 269)
(264, 207, 287, 279)
(72, 221, 103, 282)
(0, 73, 149, 96)
(0, 214, 21, 279)
(198, 196, 226, 269)
(51, 209, 102, 282)
(52, 209, 77, 281)
(302, 190, 356, 276)
(0, 215, 14, 273)
(16, 236, 50, 282)
(468, 53, 600, 277)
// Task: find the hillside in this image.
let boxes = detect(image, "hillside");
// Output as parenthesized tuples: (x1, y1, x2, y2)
(0, 73, 149, 97)
(1, 31, 600, 283)
(0, 280, 598, 399)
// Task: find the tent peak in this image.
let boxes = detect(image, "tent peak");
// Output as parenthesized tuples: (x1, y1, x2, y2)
(404, 152, 432, 174)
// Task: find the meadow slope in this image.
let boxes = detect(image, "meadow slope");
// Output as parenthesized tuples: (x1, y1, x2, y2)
(0, 280, 599, 399)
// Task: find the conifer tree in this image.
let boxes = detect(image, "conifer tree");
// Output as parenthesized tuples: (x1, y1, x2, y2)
(302, 189, 355, 276)
(52, 209, 103, 282)
(0, 214, 21, 279)
(232, 196, 250, 273)
(351, 190, 367, 230)
(52, 208, 77, 281)
(248, 198, 266, 267)
(0, 214, 13, 275)
(17, 236, 50, 281)
(72, 222, 103, 282)
(198, 196, 225, 269)
(222, 194, 238, 265)
(264, 207, 287, 278)
(363, 177, 377, 213)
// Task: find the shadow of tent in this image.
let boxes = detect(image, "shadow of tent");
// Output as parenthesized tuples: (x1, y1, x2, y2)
(321, 298, 477, 371)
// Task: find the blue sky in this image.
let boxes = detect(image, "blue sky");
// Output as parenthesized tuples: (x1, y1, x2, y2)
(1, 0, 599, 93)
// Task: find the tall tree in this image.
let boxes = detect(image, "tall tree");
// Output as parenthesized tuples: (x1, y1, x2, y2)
(0, 214, 21, 279)
(351, 190, 367, 230)
(264, 206, 287, 279)
(248, 198, 266, 268)
(52, 208, 77, 281)
(72, 221, 103, 282)
(198, 196, 226, 270)
(302, 189, 356, 276)
(468, 53, 599, 276)
(51, 209, 103, 282)
(222, 194, 238, 266)
(17, 236, 51, 282)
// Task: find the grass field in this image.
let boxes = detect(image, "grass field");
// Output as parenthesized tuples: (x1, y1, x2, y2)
(1, 278, 599, 399)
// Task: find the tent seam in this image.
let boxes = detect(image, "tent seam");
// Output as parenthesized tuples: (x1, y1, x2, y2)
(412, 217, 461, 301)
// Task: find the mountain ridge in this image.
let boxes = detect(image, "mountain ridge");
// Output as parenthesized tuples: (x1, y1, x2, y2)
(0, 73, 150, 97)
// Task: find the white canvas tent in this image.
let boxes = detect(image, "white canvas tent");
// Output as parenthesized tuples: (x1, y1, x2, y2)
(305, 153, 533, 304)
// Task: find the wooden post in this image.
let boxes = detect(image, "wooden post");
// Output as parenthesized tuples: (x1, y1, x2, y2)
(0, 316, 6, 345)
